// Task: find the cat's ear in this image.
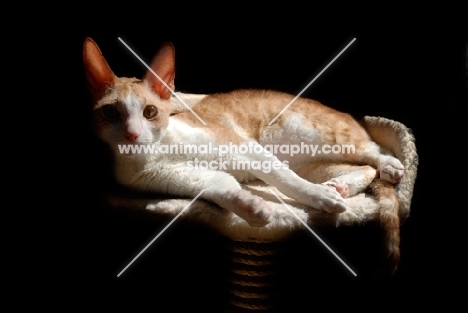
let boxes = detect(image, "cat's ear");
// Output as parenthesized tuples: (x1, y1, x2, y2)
(83, 37, 116, 104)
(144, 42, 175, 100)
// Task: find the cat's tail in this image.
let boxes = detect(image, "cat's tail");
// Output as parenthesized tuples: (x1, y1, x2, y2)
(369, 178, 400, 276)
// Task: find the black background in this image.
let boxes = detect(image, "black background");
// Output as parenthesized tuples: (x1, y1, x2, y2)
(48, 6, 466, 310)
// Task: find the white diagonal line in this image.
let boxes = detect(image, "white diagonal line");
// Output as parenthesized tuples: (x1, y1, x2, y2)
(117, 189, 206, 277)
(268, 38, 356, 126)
(269, 188, 357, 276)
(118, 37, 207, 125)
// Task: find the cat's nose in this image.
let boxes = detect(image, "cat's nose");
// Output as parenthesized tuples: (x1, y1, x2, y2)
(124, 131, 140, 143)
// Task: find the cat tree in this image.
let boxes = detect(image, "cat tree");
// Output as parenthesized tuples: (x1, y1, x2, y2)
(106, 116, 418, 311)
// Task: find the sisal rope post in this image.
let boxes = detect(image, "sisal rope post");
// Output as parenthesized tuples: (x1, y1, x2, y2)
(224, 239, 283, 312)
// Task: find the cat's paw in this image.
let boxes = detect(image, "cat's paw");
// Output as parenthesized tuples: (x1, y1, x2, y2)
(307, 184, 348, 214)
(322, 178, 349, 198)
(234, 192, 272, 227)
(380, 158, 405, 184)
(245, 196, 273, 227)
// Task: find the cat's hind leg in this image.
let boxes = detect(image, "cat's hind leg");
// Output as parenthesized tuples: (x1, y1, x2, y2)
(377, 154, 405, 184)
(279, 114, 405, 185)
(295, 162, 377, 198)
(355, 143, 405, 184)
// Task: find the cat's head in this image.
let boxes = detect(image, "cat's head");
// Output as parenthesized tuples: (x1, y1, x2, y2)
(83, 37, 175, 147)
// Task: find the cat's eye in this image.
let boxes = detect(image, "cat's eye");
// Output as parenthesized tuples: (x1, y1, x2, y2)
(101, 105, 119, 120)
(143, 105, 158, 119)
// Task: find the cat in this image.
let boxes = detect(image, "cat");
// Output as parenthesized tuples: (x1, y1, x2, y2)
(83, 37, 405, 273)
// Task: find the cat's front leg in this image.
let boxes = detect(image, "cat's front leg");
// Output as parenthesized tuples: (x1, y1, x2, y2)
(214, 187, 273, 227)
(234, 149, 349, 214)
(287, 182, 349, 213)
(139, 167, 272, 227)
(264, 174, 349, 213)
